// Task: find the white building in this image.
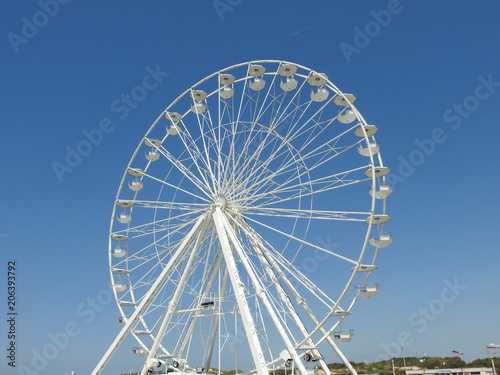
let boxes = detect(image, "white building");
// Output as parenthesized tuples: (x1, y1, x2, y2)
(406, 367, 494, 375)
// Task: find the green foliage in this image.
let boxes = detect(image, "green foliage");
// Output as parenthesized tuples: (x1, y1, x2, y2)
(469, 358, 500, 368)
(372, 362, 385, 370)
(123, 357, 499, 375)
(328, 363, 349, 370)
(324, 357, 498, 375)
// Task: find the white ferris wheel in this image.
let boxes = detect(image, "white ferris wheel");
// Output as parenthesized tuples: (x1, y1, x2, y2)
(91, 60, 392, 375)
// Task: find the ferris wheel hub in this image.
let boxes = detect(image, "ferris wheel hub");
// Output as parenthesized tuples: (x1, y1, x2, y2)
(214, 196, 229, 209)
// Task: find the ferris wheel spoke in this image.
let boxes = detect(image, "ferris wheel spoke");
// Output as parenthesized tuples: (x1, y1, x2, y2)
(231, 100, 259, 174)
(113, 241, 186, 282)
(278, 93, 337, 150)
(176, 247, 225, 360)
(226, 74, 250, 182)
(223, 103, 290, 191)
(241, 218, 333, 309)
(154, 139, 215, 198)
(230, 88, 313, 191)
(242, 138, 364, 204)
(253, 73, 283, 122)
(294, 105, 352, 156)
(294, 258, 371, 354)
(240, 220, 331, 370)
(272, 82, 316, 143)
(234, 139, 295, 198)
(229, 150, 314, 206)
(126, 243, 182, 282)
(174, 110, 221, 182)
(140, 216, 212, 375)
(135, 240, 209, 326)
(233, 93, 288, 177)
(235, 220, 338, 320)
(215, 209, 309, 375)
(212, 208, 272, 375)
(241, 207, 369, 222)
(228, 143, 303, 204)
(95, 213, 209, 375)
(119, 216, 208, 299)
(244, 179, 362, 209)
(128, 199, 209, 211)
(235, 164, 297, 204)
(239, 165, 370, 208)
(188, 103, 221, 193)
(243, 214, 359, 266)
(255, 102, 311, 168)
(137, 169, 213, 204)
(198, 262, 232, 371)
(205, 265, 231, 372)
(300, 135, 363, 172)
(126, 243, 194, 303)
(231, 71, 281, 181)
(270, 72, 313, 130)
(264, 248, 337, 308)
(174, 127, 214, 178)
(112, 210, 205, 243)
(203, 131, 241, 194)
(204, 98, 234, 192)
(114, 247, 170, 280)
(278, 108, 359, 172)
(300, 126, 362, 164)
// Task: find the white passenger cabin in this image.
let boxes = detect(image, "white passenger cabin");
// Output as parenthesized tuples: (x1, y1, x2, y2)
(370, 183, 392, 199)
(332, 329, 354, 343)
(117, 212, 132, 224)
(146, 149, 160, 161)
(310, 87, 329, 102)
(356, 284, 380, 298)
(358, 142, 379, 156)
(369, 233, 393, 248)
(129, 179, 143, 191)
(113, 282, 127, 293)
(280, 77, 298, 91)
(337, 109, 356, 123)
(132, 347, 148, 356)
(112, 247, 126, 258)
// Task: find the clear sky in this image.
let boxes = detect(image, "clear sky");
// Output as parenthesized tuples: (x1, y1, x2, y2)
(1, 1, 500, 375)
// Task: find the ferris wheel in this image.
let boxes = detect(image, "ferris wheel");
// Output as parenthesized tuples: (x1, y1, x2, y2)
(91, 60, 392, 375)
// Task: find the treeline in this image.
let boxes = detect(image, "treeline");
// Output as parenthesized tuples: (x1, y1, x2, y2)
(327, 356, 500, 374)
(123, 357, 499, 375)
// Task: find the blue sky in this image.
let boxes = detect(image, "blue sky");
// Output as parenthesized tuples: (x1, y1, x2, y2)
(1, 1, 500, 374)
